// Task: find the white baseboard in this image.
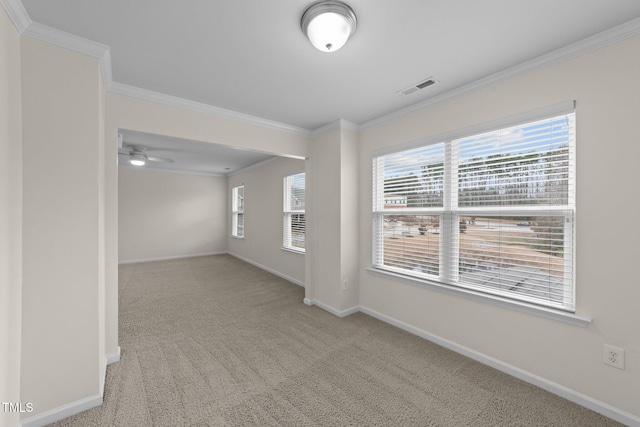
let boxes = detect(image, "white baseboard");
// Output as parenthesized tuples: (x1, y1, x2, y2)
(20, 394, 102, 427)
(100, 357, 107, 398)
(20, 347, 119, 426)
(359, 306, 640, 427)
(101, 346, 121, 398)
(118, 251, 227, 265)
(106, 346, 121, 365)
(228, 252, 305, 287)
(304, 298, 359, 318)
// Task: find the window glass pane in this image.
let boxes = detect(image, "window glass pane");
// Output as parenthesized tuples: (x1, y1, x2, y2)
(456, 215, 572, 307)
(382, 143, 445, 209)
(290, 173, 305, 210)
(457, 115, 573, 207)
(237, 213, 244, 237)
(236, 186, 244, 211)
(380, 214, 440, 276)
(290, 213, 305, 249)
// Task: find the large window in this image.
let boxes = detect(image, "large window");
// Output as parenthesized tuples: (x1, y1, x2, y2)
(373, 107, 575, 311)
(283, 173, 305, 252)
(232, 185, 244, 238)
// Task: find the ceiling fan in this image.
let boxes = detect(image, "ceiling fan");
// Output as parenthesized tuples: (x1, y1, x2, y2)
(118, 144, 174, 166)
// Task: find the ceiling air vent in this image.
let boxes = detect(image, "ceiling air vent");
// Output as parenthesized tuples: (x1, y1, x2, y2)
(397, 77, 437, 96)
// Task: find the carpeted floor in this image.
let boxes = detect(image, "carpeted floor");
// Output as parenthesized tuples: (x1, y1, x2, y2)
(51, 254, 620, 426)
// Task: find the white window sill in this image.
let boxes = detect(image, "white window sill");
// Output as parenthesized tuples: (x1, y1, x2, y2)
(282, 247, 305, 255)
(231, 235, 244, 240)
(365, 267, 591, 327)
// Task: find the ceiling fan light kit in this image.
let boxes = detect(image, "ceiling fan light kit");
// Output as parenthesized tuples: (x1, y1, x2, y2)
(301, 1, 357, 53)
(129, 153, 146, 166)
(118, 144, 175, 167)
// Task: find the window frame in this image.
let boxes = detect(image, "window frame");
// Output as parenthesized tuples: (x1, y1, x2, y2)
(231, 184, 244, 238)
(283, 172, 306, 253)
(371, 102, 578, 314)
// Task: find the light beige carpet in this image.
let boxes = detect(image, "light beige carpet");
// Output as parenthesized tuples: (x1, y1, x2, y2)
(51, 255, 620, 426)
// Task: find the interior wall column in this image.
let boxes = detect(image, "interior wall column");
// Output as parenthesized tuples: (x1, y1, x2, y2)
(20, 35, 103, 421)
(306, 120, 359, 313)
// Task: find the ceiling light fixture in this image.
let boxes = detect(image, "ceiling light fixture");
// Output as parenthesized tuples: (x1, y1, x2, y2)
(130, 153, 146, 166)
(301, 1, 357, 53)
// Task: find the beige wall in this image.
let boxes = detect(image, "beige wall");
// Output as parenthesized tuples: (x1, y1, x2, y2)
(0, 7, 22, 427)
(20, 35, 103, 418)
(305, 125, 360, 312)
(308, 128, 342, 307)
(118, 169, 227, 262)
(97, 50, 106, 391)
(106, 93, 310, 158)
(104, 105, 119, 361)
(339, 127, 359, 310)
(357, 35, 640, 417)
(227, 157, 306, 285)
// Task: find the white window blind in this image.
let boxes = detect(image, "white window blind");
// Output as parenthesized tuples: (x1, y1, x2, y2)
(373, 108, 576, 311)
(283, 173, 305, 252)
(232, 185, 244, 238)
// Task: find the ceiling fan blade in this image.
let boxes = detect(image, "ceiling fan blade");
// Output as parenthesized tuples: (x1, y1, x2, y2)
(123, 144, 148, 153)
(117, 151, 131, 156)
(122, 144, 187, 154)
(143, 147, 185, 153)
(147, 156, 174, 164)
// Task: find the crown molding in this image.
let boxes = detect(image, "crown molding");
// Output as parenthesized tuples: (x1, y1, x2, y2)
(360, 16, 640, 130)
(24, 21, 110, 59)
(0, 0, 30, 33)
(107, 81, 312, 137)
(311, 118, 359, 136)
(1, 1, 114, 87)
(22, 21, 114, 86)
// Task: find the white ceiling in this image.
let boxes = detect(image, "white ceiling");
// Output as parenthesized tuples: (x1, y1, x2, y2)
(18, 0, 640, 174)
(118, 130, 278, 176)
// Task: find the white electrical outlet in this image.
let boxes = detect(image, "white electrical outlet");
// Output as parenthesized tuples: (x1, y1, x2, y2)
(603, 344, 625, 370)
(342, 279, 348, 290)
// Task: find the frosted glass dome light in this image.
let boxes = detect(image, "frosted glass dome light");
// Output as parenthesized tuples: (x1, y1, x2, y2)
(301, 1, 357, 53)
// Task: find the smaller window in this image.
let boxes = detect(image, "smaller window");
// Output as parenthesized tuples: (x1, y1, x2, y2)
(283, 173, 305, 252)
(232, 185, 244, 238)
